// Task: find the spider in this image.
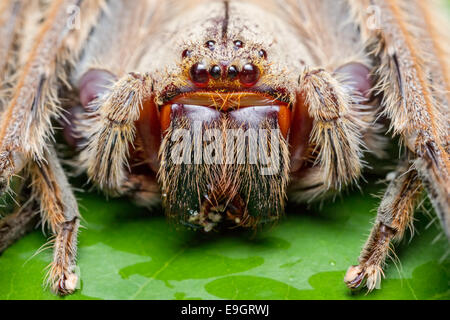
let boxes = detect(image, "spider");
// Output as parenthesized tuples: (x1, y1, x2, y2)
(0, 0, 448, 296)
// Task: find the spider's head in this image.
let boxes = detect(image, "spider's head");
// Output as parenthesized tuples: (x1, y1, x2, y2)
(136, 2, 312, 232)
(150, 37, 299, 232)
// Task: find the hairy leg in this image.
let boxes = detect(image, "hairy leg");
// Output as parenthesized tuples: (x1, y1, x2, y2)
(297, 67, 371, 193)
(348, 0, 450, 238)
(0, 204, 38, 253)
(31, 146, 80, 295)
(71, 0, 165, 194)
(78, 72, 153, 192)
(0, 0, 104, 193)
(345, 159, 422, 291)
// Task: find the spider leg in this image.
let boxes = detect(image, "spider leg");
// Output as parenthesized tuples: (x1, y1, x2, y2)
(0, 204, 38, 254)
(71, 1, 164, 196)
(0, 147, 81, 296)
(296, 68, 369, 193)
(30, 146, 80, 295)
(78, 72, 153, 192)
(345, 159, 422, 291)
(348, 0, 450, 237)
(0, 1, 104, 295)
(0, 0, 104, 194)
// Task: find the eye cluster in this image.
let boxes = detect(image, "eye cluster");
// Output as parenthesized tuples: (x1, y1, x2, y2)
(183, 39, 267, 88)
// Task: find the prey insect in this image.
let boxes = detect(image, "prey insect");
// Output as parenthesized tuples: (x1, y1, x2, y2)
(0, 0, 448, 295)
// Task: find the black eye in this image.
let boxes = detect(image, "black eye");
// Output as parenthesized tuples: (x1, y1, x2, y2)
(258, 49, 267, 59)
(205, 40, 216, 50)
(234, 40, 243, 49)
(209, 65, 221, 80)
(182, 49, 192, 58)
(190, 63, 209, 87)
(227, 65, 239, 80)
(239, 63, 260, 86)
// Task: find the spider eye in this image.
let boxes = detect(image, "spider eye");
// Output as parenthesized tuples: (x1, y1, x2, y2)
(258, 49, 267, 59)
(205, 40, 216, 50)
(190, 63, 209, 87)
(239, 63, 260, 86)
(227, 65, 239, 80)
(234, 40, 243, 49)
(182, 49, 192, 58)
(209, 65, 221, 80)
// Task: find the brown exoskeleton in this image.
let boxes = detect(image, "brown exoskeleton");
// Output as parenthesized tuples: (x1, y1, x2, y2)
(0, 0, 448, 295)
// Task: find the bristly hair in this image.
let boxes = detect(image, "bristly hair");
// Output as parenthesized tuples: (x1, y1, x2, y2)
(77, 73, 153, 193)
(348, 0, 450, 237)
(158, 113, 290, 230)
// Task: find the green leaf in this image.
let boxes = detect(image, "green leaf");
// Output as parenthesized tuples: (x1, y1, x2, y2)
(0, 185, 448, 300)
